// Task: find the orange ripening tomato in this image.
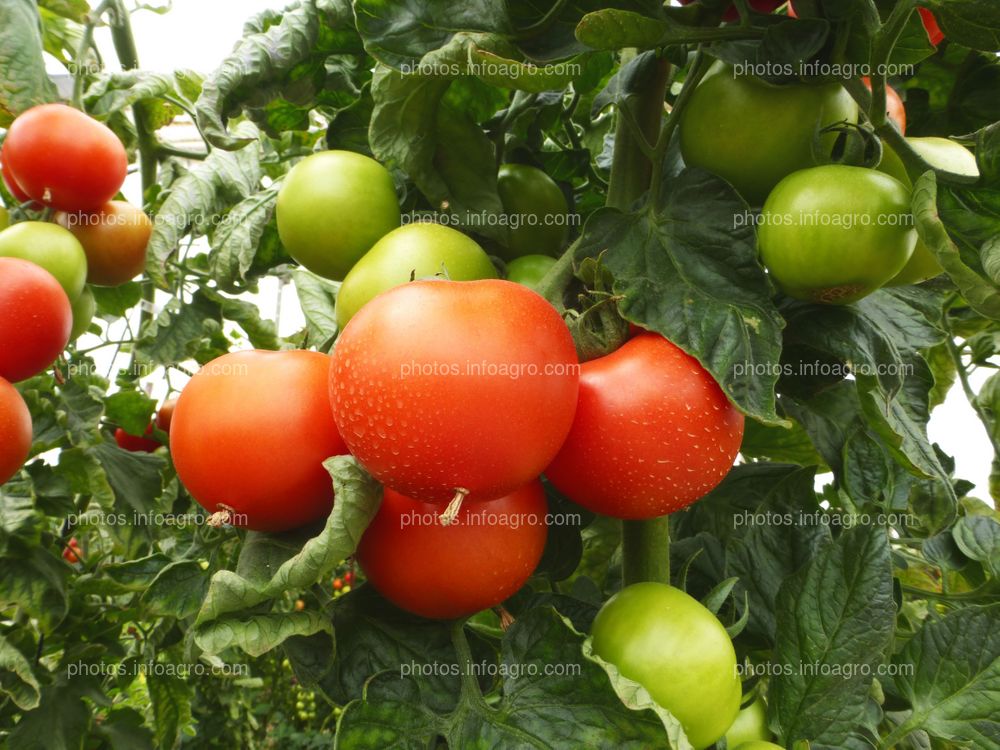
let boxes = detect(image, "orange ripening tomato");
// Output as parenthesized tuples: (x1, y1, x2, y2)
(545, 333, 744, 519)
(171, 350, 348, 532)
(330, 279, 580, 503)
(356, 481, 548, 619)
(862, 77, 906, 134)
(55, 201, 153, 287)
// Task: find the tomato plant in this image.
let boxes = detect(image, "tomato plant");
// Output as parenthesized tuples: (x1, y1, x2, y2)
(591, 582, 742, 748)
(356, 480, 548, 619)
(758, 165, 916, 303)
(335, 222, 497, 328)
(2, 103, 127, 211)
(330, 279, 579, 503)
(1, 1, 999, 748)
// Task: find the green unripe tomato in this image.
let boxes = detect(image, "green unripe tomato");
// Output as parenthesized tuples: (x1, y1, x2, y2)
(497, 164, 569, 259)
(733, 742, 784, 750)
(276, 151, 400, 281)
(679, 62, 859, 206)
(506, 254, 557, 288)
(591, 582, 741, 749)
(758, 165, 916, 304)
(335, 223, 497, 329)
(725, 697, 771, 746)
(881, 137, 979, 286)
(69, 286, 96, 341)
(0, 206, 8, 230)
(0, 221, 87, 301)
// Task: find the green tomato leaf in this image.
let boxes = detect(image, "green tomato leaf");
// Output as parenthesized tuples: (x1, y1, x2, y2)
(147, 673, 195, 750)
(335, 607, 678, 749)
(890, 603, 1000, 748)
(146, 121, 263, 288)
(37, 0, 89, 23)
(575, 169, 785, 425)
(369, 64, 506, 241)
(293, 269, 340, 351)
(771, 525, 896, 747)
(195, 611, 334, 657)
(207, 186, 279, 292)
(927, 0, 1000, 52)
(0, 544, 69, 632)
(194, 456, 380, 630)
(0, 632, 41, 711)
(140, 561, 212, 619)
(0, 0, 57, 126)
(103, 391, 157, 437)
(953, 514, 1000, 577)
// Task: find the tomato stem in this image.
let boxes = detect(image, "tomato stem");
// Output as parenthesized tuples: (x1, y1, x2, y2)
(622, 518, 671, 585)
(438, 488, 469, 527)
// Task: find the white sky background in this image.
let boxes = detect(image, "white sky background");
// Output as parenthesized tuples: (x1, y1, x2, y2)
(47, 0, 995, 502)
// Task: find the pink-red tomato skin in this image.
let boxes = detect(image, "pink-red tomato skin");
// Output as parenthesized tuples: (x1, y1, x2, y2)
(545, 333, 744, 520)
(357, 481, 548, 619)
(171, 350, 348, 532)
(0, 377, 32, 484)
(0, 257, 72, 383)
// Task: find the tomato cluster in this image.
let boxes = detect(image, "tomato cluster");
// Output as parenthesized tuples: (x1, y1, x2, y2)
(0, 103, 156, 486)
(678, 52, 966, 304)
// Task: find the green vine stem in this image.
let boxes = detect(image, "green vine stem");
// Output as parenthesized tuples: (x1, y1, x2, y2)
(106, 0, 158, 368)
(606, 49, 673, 587)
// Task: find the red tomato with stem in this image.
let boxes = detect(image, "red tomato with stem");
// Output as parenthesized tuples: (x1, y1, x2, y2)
(0, 257, 72, 383)
(863, 77, 906, 133)
(545, 333, 744, 519)
(0, 376, 32, 485)
(356, 480, 548, 619)
(171, 350, 348, 532)
(330, 279, 579, 503)
(2, 104, 127, 212)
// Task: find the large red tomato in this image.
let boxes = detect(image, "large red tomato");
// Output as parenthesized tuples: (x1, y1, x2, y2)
(171, 350, 348, 532)
(356, 480, 548, 619)
(0, 377, 32, 485)
(2, 104, 127, 212)
(0, 257, 72, 383)
(545, 333, 744, 519)
(330, 279, 580, 503)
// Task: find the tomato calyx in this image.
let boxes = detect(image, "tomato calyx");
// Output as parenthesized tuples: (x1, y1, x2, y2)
(496, 605, 515, 631)
(438, 487, 470, 527)
(207, 504, 237, 528)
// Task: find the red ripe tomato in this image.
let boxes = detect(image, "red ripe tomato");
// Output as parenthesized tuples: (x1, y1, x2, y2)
(115, 425, 160, 453)
(0, 257, 72, 383)
(356, 480, 548, 619)
(863, 77, 906, 133)
(1, 141, 32, 205)
(171, 350, 348, 532)
(62, 537, 82, 564)
(919, 7, 944, 45)
(0, 376, 32, 485)
(545, 333, 744, 519)
(330, 279, 579, 503)
(2, 104, 127, 212)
